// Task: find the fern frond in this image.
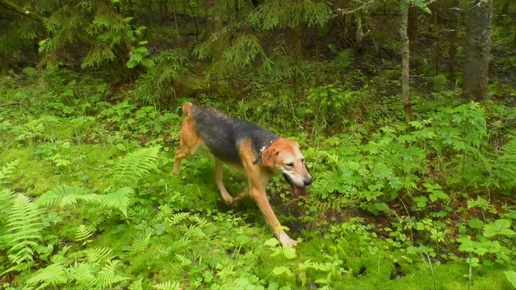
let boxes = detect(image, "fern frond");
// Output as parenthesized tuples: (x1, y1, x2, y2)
(129, 278, 144, 290)
(86, 247, 114, 264)
(75, 225, 94, 244)
(0, 160, 19, 186)
(35, 185, 91, 207)
(102, 187, 133, 217)
(6, 194, 44, 264)
(0, 188, 15, 223)
(169, 212, 189, 225)
(128, 234, 151, 254)
(60, 194, 100, 207)
(493, 138, 516, 187)
(153, 281, 181, 290)
(69, 262, 96, 290)
(113, 146, 160, 185)
(497, 138, 516, 173)
(26, 263, 67, 290)
(97, 260, 129, 288)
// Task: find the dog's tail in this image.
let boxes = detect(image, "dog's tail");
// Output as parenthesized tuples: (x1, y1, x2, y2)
(182, 102, 194, 116)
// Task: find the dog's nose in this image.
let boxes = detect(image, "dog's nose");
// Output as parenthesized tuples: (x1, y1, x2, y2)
(303, 177, 312, 186)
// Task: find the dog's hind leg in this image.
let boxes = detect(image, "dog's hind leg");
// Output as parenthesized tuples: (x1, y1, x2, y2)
(172, 117, 201, 175)
(233, 187, 250, 202)
(215, 159, 234, 203)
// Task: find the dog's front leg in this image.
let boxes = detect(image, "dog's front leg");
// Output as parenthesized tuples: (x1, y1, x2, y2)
(250, 187, 297, 247)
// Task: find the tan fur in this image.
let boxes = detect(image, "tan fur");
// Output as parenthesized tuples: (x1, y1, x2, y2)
(172, 105, 310, 247)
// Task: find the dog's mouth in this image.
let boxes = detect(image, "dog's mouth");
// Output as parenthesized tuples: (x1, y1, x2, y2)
(282, 173, 309, 197)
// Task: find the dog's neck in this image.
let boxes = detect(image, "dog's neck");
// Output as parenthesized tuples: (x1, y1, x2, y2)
(252, 139, 276, 165)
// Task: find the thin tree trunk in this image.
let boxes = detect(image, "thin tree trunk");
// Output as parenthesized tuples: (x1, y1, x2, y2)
(501, 0, 509, 14)
(448, 0, 461, 82)
(204, 0, 221, 40)
(408, 7, 418, 41)
(462, 0, 493, 101)
(431, 4, 440, 74)
(400, 1, 413, 122)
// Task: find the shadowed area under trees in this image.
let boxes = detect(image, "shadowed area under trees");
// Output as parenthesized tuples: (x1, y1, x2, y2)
(1, 0, 516, 289)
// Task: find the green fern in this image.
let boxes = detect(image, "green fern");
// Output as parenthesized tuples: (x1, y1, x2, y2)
(0, 188, 15, 224)
(169, 212, 190, 225)
(35, 184, 95, 207)
(5, 194, 44, 265)
(86, 247, 114, 264)
(75, 225, 94, 245)
(25, 263, 67, 290)
(128, 233, 151, 254)
(96, 260, 129, 288)
(69, 262, 97, 290)
(0, 160, 19, 186)
(129, 278, 144, 290)
(493, 138, 516, 188)
(102, 186, 133, 217)
(113, 146, 160, 186)
(153, 281, 181, 290)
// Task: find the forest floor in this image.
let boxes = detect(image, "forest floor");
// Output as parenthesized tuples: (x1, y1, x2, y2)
(1, 73, 515, 289)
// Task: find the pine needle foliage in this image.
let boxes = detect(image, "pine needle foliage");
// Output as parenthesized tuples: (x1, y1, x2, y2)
(113, 146, 160, 186)
(5, 194, 45, 265)
(249, 0, 330, 30)
(135, 50, 190, 105)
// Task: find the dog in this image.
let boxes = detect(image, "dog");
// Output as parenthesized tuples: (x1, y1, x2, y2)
(172, 102, 312, 247)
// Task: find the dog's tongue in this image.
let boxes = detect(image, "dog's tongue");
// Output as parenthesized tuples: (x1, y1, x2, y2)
(293, 185, 308, 197)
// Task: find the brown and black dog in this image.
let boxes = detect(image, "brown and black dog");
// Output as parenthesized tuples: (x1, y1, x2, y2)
(172, 102, 312, 247)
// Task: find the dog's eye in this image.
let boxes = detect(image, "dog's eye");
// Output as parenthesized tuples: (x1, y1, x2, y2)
(301, 159, 305, 163)
(286, 162, 294, 167)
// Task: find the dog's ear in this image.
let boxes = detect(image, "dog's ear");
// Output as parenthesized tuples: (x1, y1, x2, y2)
(262, 148, 279, 170)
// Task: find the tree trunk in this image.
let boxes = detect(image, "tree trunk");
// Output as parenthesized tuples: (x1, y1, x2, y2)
(400, 1, 413, 122)
(408, 7, 418, 41)
(431, 4, 440, 74)
(448, 0, 461, 82)
(462, 0, 493, 101)
(205, 0, 221, 40)
(501, 0, 509, 14)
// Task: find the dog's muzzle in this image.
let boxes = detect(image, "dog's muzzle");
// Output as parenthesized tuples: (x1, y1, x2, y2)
(282, 173, 310, 197)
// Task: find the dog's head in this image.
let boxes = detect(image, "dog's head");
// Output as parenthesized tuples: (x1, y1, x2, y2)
(262, 138, 312, 196)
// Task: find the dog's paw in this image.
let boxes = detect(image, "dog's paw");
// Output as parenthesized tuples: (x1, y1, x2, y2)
(279, 231, 297, 247)
(222, 192, 234, 203)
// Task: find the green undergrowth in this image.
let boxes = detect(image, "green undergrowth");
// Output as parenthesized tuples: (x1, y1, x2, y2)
(1, 72, 516, 289)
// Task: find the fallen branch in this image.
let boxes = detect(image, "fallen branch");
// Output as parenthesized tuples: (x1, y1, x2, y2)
(0, 102, 22, 107)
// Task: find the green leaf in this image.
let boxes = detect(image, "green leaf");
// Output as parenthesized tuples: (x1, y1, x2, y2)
(484, 219, 515, 238)
(236, 235, 252, 245)
(469, 218, 484, 229)
(264, 238, 279, 247)
(374, 203, 390, 212)
(504, 271, 516, 289)
(429, 190, 449, 202)
(283, 247, 296, 259)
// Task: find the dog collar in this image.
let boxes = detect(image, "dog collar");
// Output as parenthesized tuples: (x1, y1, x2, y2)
(253, 140, 274, 165)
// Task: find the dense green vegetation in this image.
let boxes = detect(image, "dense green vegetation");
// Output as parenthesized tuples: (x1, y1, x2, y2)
(1, 0, 516, 289)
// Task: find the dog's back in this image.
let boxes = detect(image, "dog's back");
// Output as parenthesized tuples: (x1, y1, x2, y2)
(187, 105, 278, 165)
